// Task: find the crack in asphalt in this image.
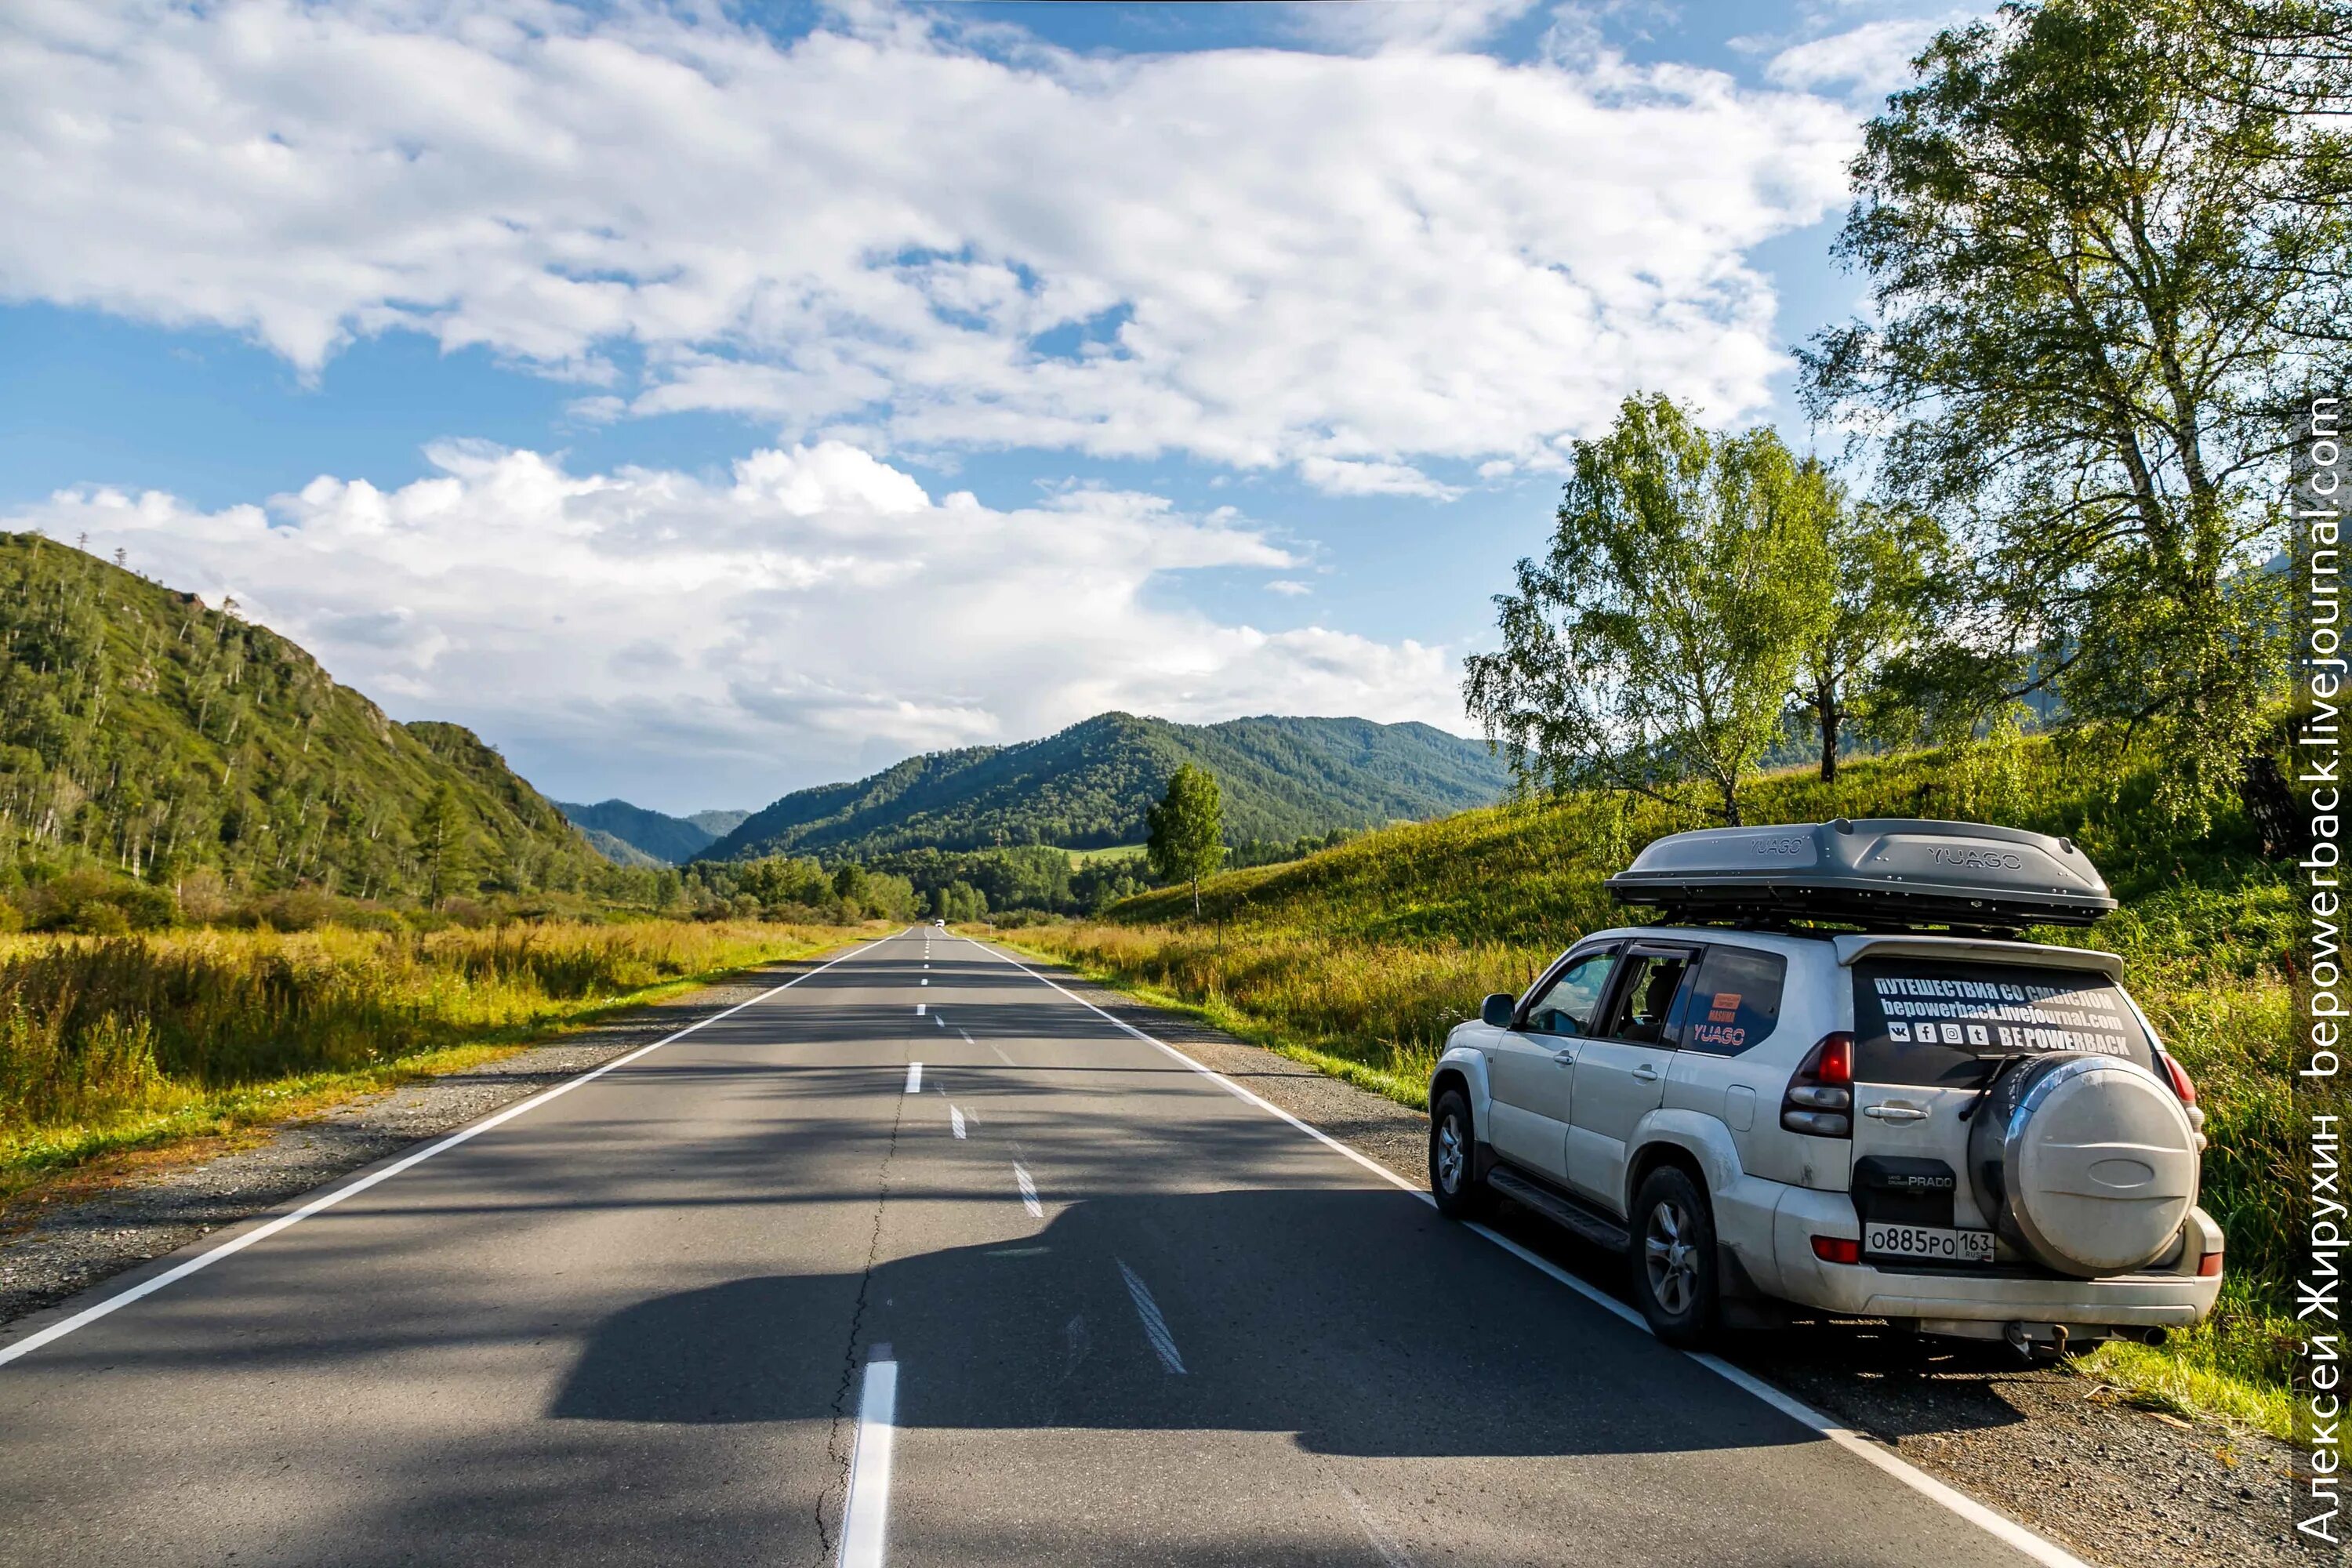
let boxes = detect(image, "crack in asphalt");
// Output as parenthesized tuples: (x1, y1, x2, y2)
(815, 1025, 913, 1568)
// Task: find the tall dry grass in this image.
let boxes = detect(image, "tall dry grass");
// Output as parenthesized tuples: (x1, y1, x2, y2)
(0, 920, 856, 1174)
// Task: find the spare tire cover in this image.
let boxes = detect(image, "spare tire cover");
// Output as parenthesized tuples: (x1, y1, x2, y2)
(1968, 1054, 2198, 1278)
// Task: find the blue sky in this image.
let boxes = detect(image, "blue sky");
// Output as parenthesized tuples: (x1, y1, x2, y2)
(0, 0, 1966, 813)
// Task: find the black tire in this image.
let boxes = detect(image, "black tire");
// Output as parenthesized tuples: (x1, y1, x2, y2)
(1631, 1165, 1719, 1346)
(1428, 1088, 1489, 1220)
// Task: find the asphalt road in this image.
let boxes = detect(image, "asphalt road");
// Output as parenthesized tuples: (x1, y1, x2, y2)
(0, 930, 2073, 1567)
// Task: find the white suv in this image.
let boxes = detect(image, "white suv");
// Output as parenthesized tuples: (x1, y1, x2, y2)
(1425, 818, 2224, 1352)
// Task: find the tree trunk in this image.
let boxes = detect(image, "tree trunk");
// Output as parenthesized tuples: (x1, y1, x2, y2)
(1720, 778, 1742, 827)
(1192, 878, 1201, 919)
(1819, 698, 1840, 784)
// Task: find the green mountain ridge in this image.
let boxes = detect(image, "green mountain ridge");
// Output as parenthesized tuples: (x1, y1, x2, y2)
(555, 798, 724, 866)
(0, 532, 608, 902)
(710, 712, 1509, 862)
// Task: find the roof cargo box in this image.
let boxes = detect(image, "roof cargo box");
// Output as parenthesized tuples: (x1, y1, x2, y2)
(1603, 818, 2114, 931)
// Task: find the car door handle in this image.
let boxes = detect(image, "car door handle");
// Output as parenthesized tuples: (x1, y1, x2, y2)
(1552, 1048, 1577, 1065)
(1863, 1104, 1929, 1123)
(1631, 1064, 1660, 1083)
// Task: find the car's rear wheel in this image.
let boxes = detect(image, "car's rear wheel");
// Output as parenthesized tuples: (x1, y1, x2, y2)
(1428, 1088, 1488, 1219)
(1632, 1166, 1718, 1346)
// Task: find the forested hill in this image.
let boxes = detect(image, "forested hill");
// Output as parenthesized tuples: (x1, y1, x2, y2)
(710, 712, 1509, 861)
(555, 798, 721, 865)
(0, 532, 606, 899)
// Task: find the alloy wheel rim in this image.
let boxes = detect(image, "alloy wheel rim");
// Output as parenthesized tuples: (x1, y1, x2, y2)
(1645, 1198, 1697, 1316)
(1436, 1116, 1465, 1192)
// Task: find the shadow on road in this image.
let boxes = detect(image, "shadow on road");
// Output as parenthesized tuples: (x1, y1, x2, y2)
(554, 1186, 1837, 1460)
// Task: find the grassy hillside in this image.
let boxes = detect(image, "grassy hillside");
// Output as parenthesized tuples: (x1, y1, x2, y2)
(1014, 734, 2296, 1433)
(713, 712, 1508, 860)
(0, 534, 607, 910)
(557, 798, 719, 865)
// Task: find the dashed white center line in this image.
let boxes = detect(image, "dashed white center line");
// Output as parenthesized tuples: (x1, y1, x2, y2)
(837, 1345, 898, 1568)
(949, 1105, 966, 1139)
(1116, 1259, 1186, 1374)
(905, 1062, 922, 1094)
(1012, 1162, 1042, 1218)
(915, 1004, 925, 1017)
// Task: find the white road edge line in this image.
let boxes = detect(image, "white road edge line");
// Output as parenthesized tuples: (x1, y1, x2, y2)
(906, 1062, 923, 1095)
(1013, 1161, 1043, 1218)
(967, 938, 2092, 1568)
(1115, 1258, 1186, 1374)
(0, 935, 891, 1372)
(837, 1345, 898, 1568)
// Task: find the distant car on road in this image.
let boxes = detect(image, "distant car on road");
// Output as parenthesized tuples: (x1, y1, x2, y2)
(1427, 818, 2220, 1355)
(933, 917, 947, 927)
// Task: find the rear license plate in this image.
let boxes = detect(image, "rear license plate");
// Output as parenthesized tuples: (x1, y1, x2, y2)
(1864, 1221, 1994, 1265)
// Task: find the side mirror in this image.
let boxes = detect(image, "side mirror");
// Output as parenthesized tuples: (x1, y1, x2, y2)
(1480, 993, 1515, 1029)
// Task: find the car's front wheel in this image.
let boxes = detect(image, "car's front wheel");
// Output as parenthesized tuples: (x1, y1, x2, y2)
(1632, 1165, 1719, 1346)
(1428, 1088, 1488, 1220)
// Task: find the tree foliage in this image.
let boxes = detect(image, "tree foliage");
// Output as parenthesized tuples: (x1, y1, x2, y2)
(1802, 0, 2343, 817)
(1798, 492, 1952, 781)
(1463, 395, 1835, 826)
(1147, 764, 1225, 916)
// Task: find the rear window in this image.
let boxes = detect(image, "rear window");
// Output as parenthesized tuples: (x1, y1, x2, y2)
(1675, 946, 1785, 1056)
(1852, 958, 2154, 1087)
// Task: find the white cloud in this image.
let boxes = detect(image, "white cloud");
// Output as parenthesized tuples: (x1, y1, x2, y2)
(7, 443, 1463, 810)
(1763, 16, 1961, 96)
(0, 0, 1858, 492)
(1266, 579, 1311, 597)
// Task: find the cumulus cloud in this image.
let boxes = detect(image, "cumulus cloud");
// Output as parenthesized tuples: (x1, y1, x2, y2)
(0, 0, 1858, 493)
(7, 444, 1462, 809)
(1763, 15, 1965, 98)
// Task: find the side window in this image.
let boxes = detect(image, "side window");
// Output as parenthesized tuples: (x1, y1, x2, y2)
(1522, 950, 1614, 1036)
(1599, 950, 1696, 1046)
(1679, 946, 1787, 1057)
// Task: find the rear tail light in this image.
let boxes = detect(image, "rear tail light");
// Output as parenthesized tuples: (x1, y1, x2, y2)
(1811, 1235, 1860, 1265)
(2154, 1047, 2209, 1141)
(2197, 1248, 2223, 1278)
(1781, 1032, 1855, 1138)
(2156, 1047, 2196, 1106)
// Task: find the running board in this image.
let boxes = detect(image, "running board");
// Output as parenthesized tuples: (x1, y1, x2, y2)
(1486, 1167, 1632, 1254)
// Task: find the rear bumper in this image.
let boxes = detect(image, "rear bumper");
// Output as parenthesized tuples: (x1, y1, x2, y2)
(1768, 1185, 2223, 1328)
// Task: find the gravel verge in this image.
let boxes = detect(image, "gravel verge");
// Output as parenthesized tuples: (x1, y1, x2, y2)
(1001, 948, 2300, 1568)
(0, 960, 827, 1330)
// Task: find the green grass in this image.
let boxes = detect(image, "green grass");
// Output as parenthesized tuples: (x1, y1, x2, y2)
(1062, 844, 1147, 866)
(1013, 733, 2297, 1438)
(0, 919, 866, 1192)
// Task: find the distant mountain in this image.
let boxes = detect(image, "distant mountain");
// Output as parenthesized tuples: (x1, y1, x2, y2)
(0, 532, 607, 899)
(555, 798, 724, 865)
(576, 826, 665, 869)
(688, 808, 750, 837)
(710, 713, 1508, 862)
